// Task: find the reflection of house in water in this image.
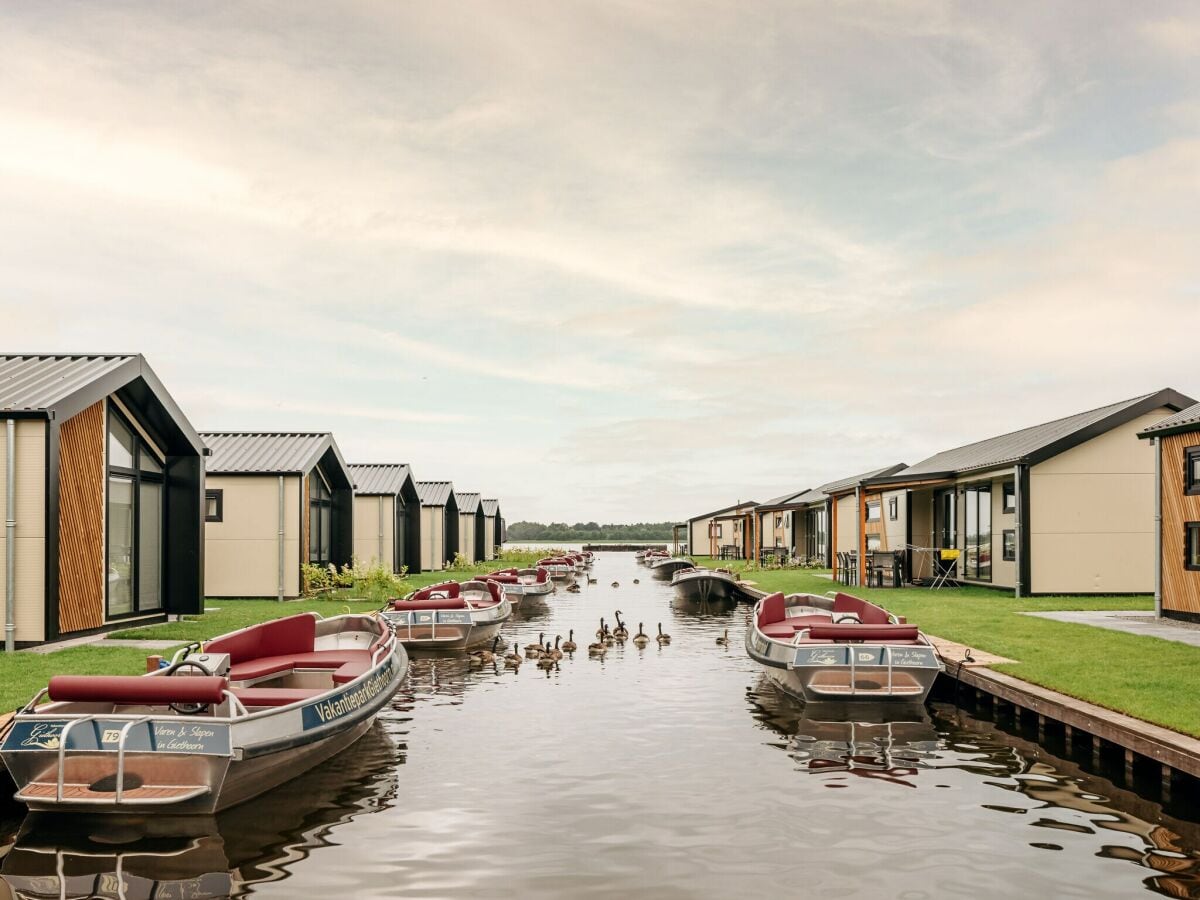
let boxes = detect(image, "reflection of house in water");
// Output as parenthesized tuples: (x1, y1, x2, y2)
(0, 724, 400, 899)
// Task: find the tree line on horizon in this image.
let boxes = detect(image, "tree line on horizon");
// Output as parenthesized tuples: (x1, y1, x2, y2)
(506, 521, 675, 541)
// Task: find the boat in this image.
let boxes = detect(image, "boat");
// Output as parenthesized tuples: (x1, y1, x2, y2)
(670, 566, 742, 602)
(648, 557, 694, 581)
(479, 566, 554, 600)
(744, 591, 942, 702)
(535, 557, 578, 584)
(0, 613, 406, 815)
(381, 578, 512, 649)
(640, 549, 670, 566)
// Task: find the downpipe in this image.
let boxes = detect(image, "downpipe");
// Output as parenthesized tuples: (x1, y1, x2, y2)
(5, 418, 16, 652)
(278, 475, 285, 602)
(1154, 437, 1162, 619)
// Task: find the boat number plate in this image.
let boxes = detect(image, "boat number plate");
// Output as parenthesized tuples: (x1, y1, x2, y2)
(2, 719, 232, 755)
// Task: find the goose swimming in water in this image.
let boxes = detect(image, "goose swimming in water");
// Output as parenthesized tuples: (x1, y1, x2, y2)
(549, 635, 565, 661)
(612, 612, 629, 639)
(526, 632, 545, 653)
(656, 623, 672, 645)
(469, 637, 500, 665)
(587, 639, 607, 657)
(595, 618, 607, 640)
(715, 629, 730, 646)
(562, 630, 578, 653)
(504, 642, 523, 667)
(632, 623, 649, 648)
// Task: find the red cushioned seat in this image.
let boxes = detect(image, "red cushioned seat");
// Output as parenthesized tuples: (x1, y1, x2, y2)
(228, 657, 297, 681)
(483, 573, 519, 584)
(393, 596, 468, 611)
(332, 660, 371, 684)
(204, 613, 317, 664)
(49, 675, 229, 706)
(806, 624, 919, 642)
(833, 593, 892, 626)
(232, 687, 326, 708)
(229, 649, 375, 682)
(757, 592, 786, 627)
(761, 622, 798, 639)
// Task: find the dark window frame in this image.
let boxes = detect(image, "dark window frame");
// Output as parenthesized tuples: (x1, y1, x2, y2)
(205, 489, 223, 523)
(888, 496, 898, 521)
(1002, 529, 1016, 561)
(1187, 522, 1200, 571)
(1002, 481, 1016, 514)
(308, 467, 335, 567)
(105, 402, 165, 620)
(865, 500, 882, 522)
(1186, 448, 1200, 496)
(936, 489, 956, 549)
(963, 484, 992, 582)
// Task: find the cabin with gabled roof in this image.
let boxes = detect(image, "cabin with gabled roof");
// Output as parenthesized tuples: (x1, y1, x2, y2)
(349, 463, 422, 575)
(415, 481, 459, 571)
(481, 499, 501, 560)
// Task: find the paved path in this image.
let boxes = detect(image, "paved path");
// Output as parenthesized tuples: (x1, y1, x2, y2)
(1023, 610, 1200, 649)
(927, 634, 1015, 666)
(22, 635, 183, 654)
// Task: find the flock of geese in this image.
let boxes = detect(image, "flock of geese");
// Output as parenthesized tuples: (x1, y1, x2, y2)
(467, 610, 673, 671)
(561, 576, 640, 594)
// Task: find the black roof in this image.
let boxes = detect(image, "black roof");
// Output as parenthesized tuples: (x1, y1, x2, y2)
(820, 464, 907, 495)
(1138, 402, 1200, 440)
(870, 389, 1193, 484)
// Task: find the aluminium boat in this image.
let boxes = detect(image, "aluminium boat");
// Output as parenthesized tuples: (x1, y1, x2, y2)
(381, 579, 512, 650)
(670, 566, 742, 602)
(479, 566, 553, 600)
(0, 613, 405, 815)
(640, 549, 670, 566)
(648, 557, 694, 581)
(745, 591, 942, 702)
(535, 557, 578, 585)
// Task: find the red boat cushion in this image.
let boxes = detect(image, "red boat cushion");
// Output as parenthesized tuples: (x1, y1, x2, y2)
(807, 624, 919, 642)
(393, 596, 468, 611)
(535, 568, 548, 583)
(229, 649, 375, 682)
(205, 613, 317, 664)
(757, 592, 786, 627)
(232, 687, 326, 708)
(48, 675, 229, 706)
(332, 659, 371, 684)
(484, 573, 519, 584)
(760, 622, 799, 639)
(833, 593, 892, 626)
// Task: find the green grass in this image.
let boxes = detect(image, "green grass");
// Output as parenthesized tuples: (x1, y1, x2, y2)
(0, 646, 183, 713)
(692, 557, 1200, 736)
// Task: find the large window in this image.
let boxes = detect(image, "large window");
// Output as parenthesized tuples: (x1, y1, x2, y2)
(106, 407, 164, 617)
(1187, 523, 1200, 571)
(1002, 529, 1016, 562)
(805, 507, 827, 563)
(1186, 448, 1200, 496)
(309, 469, 334, 566)
(964, 484, 992, 581)
(866, 500, 881, 522)
(936, 490, 956, 549)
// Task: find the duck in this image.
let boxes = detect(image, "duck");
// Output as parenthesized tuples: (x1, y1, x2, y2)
(612, 612, 629, 639)
(611, 581, 619, 588)
(587, 639, 607, 657)
(562, 630, 578, 653)
(632, 578, 640, 585)
(549, 635, 564, 661)
(632, 623, 649, 648)
(656, 623, 671, 645)
(469, 637, 500, 665)
(715, 629, 730, 646)
(525, 632, 546, 653)
(566, 583, 581, 593)
(504, 642, 523, 667)
(595, 618, 607, 640)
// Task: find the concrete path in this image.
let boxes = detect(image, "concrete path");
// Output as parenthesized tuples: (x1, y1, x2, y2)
(927, 634, 1015, 667)
(1023, 610, 1200, 649)
(22, 635, 183, 654)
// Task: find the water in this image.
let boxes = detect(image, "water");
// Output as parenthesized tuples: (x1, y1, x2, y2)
(3, 552, 1200, 898)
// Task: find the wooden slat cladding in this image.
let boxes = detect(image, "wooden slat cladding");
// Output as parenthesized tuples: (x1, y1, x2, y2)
(58, 401, 106, 633)
(1160, 433, 1200, 615)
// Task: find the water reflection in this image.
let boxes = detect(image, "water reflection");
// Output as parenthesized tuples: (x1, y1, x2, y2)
(0, 723, 399, 900)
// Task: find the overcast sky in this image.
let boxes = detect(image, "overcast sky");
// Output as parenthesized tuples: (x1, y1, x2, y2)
(2, 2, 1199, 523)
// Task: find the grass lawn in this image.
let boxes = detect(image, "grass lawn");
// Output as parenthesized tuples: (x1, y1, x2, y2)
(693, 557, 1200, 737)
(0, 645, 183, 714)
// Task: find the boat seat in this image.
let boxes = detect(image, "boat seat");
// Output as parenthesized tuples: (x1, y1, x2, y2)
(232, 687, 327, 708)
(757, 592, 787, 627)
(332, 659, 371, 684)
(760, 622, 800, 639)
(48, 674, 229, 705)
(204, 613, 317, 664)
(228, 649, 374, 682)
(807, 624, 920, 642)
(833, 593, 892, 626)
(393, 596, 468, 611)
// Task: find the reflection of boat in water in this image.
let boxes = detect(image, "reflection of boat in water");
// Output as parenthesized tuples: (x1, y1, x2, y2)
(745, 591, 941, 702)
(670, 591, 739, 616)
(649, 557, 693, 581)
(0, 723, 400, 899)
(1, 613, 404, 816)
(381, 579, 512, 650)
(670, 566, 742, 602)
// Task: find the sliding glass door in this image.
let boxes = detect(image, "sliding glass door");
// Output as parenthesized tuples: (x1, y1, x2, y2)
(963, 484, 992, 581)
(106, 407, 164, 617)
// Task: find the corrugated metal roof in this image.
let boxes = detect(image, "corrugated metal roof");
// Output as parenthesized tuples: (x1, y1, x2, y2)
(1139, 402, 1200, 438)
(203, 432, 331, 474)
(0, 354, 134, 411)
(757, 488, 809, 510)
(687, 500, 760, 523)
(819, 465, 907, 495)
(348, 463, 413, 495)
(481, 499, 499, 516)
(455, 492, 481, 514)
(415, 481, 454, 507)
(895, 391, 1189, 477)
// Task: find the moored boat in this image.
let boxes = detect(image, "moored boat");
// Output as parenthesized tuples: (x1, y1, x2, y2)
(649, 557, 694, 581)
(381, 579, 512, 649)
(536, 557, 578, 584)
(745, 591, 942, 702)
(480, 566, 554, 600)
(0, 613, 405, 815)
(640, 549, 670, 566)
(670, 566, 742, 602)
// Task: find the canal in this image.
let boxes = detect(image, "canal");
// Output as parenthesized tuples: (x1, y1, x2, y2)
(2, 551, 1199, 898)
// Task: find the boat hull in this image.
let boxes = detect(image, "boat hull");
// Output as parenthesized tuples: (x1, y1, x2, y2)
(671, 570, 740, 603)
(381, 598, 512, 650)
(649, 559, 693, 581)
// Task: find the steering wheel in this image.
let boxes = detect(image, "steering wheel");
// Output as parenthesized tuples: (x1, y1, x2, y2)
(833, 614, 860, 625)
(163, 659, 215, 715)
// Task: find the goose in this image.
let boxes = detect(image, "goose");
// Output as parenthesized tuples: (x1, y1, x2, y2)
(715, 629, 730, 646)
(657, 623, 672, 645)
(526, 632, 546, 653)
(537, 647, 556, 669)
(562, 630, 578, 653)
(632, 579, 640, 585)
(587, 576, 598, 585)
(613, 612, 629, 639)
(525, 642, 544, 660)
(504, 642, 523, 667)
(566, 583, 581, 593)
(611, 581, 619, 588)
(595, 618, 607, 640)
(632, 623, 649, 648)
(587, 639, 607, 657)
(602, 625, 616, 647)
(549, 635, 565, 661)
(469, 637, 500, 665)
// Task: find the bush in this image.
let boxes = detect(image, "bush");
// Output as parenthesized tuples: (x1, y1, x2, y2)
(301, 562, 333, 594)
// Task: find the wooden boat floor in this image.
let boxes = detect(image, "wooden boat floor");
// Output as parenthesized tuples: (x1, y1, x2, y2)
(807, 670, 926, 695)
(18, 782, 210, 803)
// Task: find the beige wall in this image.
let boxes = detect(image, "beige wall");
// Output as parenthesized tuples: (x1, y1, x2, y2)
(421, 506, 444, 571)
(0, 419, 47, 642)
(1029, 408, 1166, 594)
(761, 509, 792, 550)
(204, 475, 302, 598)
(834, 494, 856, 555)
(689, 517, 714, 555)
(458, 515, 476, 564)
(482, 515, 497, 560)
(353, 495, 394, 570)
(881, 489, 907, 552)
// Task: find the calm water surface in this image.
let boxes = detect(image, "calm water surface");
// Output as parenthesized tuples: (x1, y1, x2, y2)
(2, 552, 1199, 898)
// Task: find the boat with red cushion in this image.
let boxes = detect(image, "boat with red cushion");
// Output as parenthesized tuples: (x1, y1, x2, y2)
(0, 613, 405, 815)
(535, 557, 577, 585)
(648, 557, 694, 581)
(479, 567, 553, 600)
(640, 549, 670, 566)
(746, 591, 942, 702)
(380, 579, 512, 649)
(670, 566, 742, 602)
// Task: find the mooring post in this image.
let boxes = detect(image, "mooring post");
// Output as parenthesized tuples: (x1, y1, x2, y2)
(1092, 735, 1102, 768)
(1162, 765, 1174, 804)
(1064, 725, 1073, 755)
(1124, 749, 1136, 784)
(1037, 715, 1046, 743)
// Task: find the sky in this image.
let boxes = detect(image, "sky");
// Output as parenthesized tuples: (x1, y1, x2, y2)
(2, 2, 1200, 524)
